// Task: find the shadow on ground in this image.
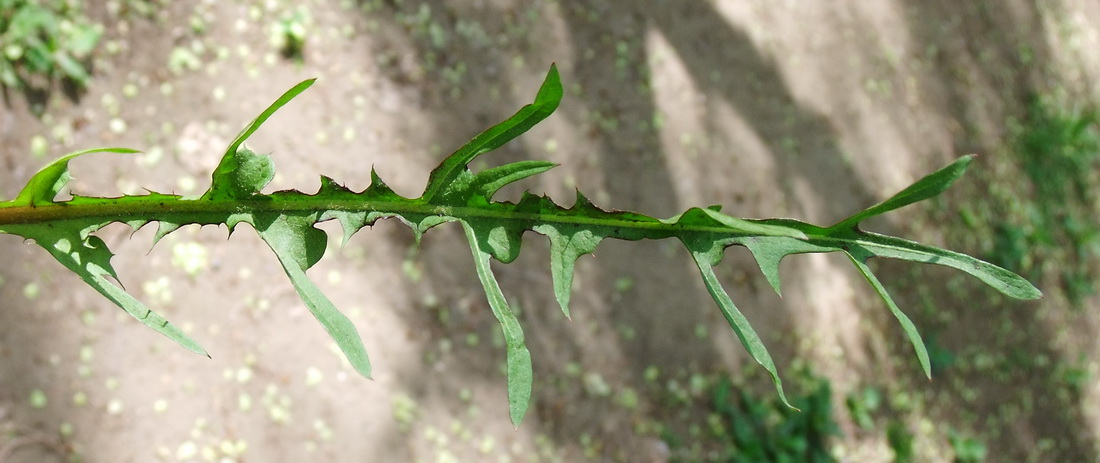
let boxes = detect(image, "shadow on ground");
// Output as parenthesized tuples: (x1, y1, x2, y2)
(356, 0, 1098, 459)
(1, 0, 1096, 460)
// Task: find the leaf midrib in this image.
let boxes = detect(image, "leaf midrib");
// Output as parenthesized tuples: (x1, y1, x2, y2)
(0, 194, 782, 238)
(0, 194, 990, 261)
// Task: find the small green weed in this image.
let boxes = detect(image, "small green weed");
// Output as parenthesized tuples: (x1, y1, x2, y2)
(886, 421, 914, 463)
(0, 0, 102, 94)
(709, 370, 838, 463)
(270, 8, 309, 61)
(1056, 354, 1092, 394)
(948, 429, 987, 463)
(923, 333, 957, 375)
(845, 386, 882, 431)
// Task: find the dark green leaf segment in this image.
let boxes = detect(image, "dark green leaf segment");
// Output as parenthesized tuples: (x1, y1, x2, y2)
(0, 65, 1040, 426)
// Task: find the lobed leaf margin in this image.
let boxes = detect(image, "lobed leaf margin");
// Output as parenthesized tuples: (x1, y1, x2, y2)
(0, 65, 1041, 425)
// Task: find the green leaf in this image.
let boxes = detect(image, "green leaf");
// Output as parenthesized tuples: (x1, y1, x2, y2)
(658, 210, 808, 298)
(224, 79, 315, 159)
(470, 160, 557, 202)
(64, 22, 103, 57)
(846, 252, 932, 378)
(690, 250, 793, 410)
(731, 214, 1042, 302)
(4, 222, 207, 356)
(462, 221, 533, 427)
(836, 231, 1042, 300)
(256, 214, 372, 378)
(0, 70, 1042, 427)
(53, 51, 90, 85)
(0, 60, 20, 87)
(468, 220, 524, 264)
(421, 64, 562, 202)
(740, 236, 835, 297)
(697, 208, 807, 240)
(11, 147, 140, 206)
(829, 155, 973, 232)
(532, 223, 602, 319)
(203, 79, 310, 201)
(437, 161, 557, 206)
(152, 222, 182, 247)
(204, 147, 277, 200)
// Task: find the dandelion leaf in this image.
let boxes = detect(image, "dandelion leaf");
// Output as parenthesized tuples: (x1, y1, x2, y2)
(0, 65, 1042, 426)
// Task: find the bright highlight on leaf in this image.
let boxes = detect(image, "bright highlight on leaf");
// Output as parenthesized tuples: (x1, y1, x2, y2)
(0, 64, 1040, 426)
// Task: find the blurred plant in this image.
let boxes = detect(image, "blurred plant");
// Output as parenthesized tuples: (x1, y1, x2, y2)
(0, 0, 102, 93)
(269, 8, 309, 61)
(1056, 354, 1092, 395)
(887, 421, 914, 463)
(991, 98, 1100, 305)
(923, 332, 957, 375)
(710, 369, 838, 463)
(948, 429, 987, 463)
(845, 386, 882, 430)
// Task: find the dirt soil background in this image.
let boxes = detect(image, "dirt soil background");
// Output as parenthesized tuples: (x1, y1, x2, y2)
(3, 1, 1100, 462)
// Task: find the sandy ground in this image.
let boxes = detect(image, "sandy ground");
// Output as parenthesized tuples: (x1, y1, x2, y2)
(2, 1, 1100, 461)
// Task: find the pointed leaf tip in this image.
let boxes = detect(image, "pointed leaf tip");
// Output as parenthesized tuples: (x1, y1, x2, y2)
(534, 224, 602, 320)
(15, 147, 141, 206)
(738, 236, 835, 298)
(850, 232, 1042, 301)
(847, 253, 932, 378)
(420, 64, 563, 202)
(471, 160, 557, 201)
(691, 252, 795, 409)
(224, 78, 316, 163)
(462, 222, 533, 426)
(830, 155, 974, 232)
(539, 63, 562, 106)
(11, 222, 209, 356)
(508, 346, 534, 427)
(258, 215, 372, 379)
